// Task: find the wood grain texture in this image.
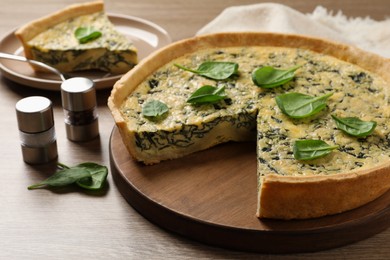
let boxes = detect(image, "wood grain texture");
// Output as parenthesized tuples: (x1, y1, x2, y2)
(0, 0, 390, 259)
(109, 127, 390, 253)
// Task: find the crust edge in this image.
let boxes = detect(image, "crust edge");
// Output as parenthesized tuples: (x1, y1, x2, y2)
(108, 32, 390, 162)
(107, 32, 390, 219)
(14, 0, 104, 60)
(257, 162, 390, 219)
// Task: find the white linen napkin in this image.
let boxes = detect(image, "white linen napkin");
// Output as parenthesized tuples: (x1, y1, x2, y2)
(196, 3, 390, 58)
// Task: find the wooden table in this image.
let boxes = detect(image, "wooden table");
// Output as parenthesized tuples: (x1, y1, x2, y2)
(1, 0, 389, 258)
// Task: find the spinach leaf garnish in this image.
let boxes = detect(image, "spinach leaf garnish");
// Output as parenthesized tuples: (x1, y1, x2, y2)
(293, 140, 338, 161)
(187, 85, 227, 104)
(28, 162, 108, 190)
(72, 163, 109, 190)
(252, 65, 301, 88)
(142, 100, 169, 118)
(275, 92, 333, 119)
(331, 115, 377, 137)
(174, 61, 238, 80)
(75, 26, 102, 44)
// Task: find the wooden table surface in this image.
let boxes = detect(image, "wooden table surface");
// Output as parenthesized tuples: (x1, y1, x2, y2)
(0, 0, 389, 259)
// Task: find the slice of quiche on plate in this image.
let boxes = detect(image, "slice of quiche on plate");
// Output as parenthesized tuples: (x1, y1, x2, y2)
(15, 0, 137, 74)
(108, 32, 390, 220)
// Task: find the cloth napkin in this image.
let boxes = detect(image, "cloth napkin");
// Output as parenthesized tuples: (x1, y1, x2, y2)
(196, 3, 390, 58)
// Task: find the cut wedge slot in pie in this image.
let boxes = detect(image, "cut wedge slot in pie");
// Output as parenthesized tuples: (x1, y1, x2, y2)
(108, 32, 390, 219)
(15, 0, 137, 74)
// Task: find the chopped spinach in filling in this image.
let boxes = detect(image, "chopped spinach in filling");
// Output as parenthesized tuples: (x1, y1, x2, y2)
(121, 46, 390, 175)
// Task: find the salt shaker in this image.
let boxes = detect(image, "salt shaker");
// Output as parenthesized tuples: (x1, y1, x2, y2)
(15, 96, 58, 164)
(61, 77, 99, 142)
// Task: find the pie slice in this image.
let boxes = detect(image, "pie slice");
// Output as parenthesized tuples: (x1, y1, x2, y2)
(108, 32, 390, 219)
(15, 0, 137, 74)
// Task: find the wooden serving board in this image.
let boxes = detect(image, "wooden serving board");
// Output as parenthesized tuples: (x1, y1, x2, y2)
(109, 127, 390, 253)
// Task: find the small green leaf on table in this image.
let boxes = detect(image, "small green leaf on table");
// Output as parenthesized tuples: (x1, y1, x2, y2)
(28, 162, 108, 190)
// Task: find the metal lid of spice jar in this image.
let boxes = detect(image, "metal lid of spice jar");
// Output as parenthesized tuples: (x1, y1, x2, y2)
(61, 77, 99, 142)
(15, 96, 58, 164)
(16, 96, 54, 133)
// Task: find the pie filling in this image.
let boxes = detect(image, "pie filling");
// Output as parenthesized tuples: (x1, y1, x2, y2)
(26, 11, 137, 74)
(120, 46, 390, 177)
(115, 44, 390, 219)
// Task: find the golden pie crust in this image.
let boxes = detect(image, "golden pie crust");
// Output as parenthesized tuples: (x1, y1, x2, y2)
(108, 32, 390, 219)
(15, 1, 104, 62)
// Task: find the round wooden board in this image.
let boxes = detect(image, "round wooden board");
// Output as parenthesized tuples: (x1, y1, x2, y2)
(109, 127, 390, 253)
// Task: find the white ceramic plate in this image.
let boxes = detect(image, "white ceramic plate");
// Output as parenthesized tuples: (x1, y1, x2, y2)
(0, 13, 172, 90)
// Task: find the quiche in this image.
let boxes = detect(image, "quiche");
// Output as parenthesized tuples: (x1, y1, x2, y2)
(15, 1, 137, 74)
(108, 33, 390, 219)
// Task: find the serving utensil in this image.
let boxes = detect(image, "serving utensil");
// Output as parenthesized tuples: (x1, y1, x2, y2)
(0, 52, 67, 81)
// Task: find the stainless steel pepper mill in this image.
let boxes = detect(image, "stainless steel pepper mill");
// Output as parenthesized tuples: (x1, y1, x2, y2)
(61, 77, 99, 142)
(15, 96, 58, 164)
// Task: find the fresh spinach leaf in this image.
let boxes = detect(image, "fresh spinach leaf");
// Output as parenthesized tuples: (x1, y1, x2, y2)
(75, 163, 108, 190)
(331, 115, 377, 137)
(187, 85, 227, 104)
(27, 167, 90, 189)
(251, 65, 301, 88)
(276, 92, 333, 118)
(293, 140, 338, 160)
(75, 27, 102, 44)
(142, 100, 169, 118)
(174, 61, 238, 80)
(28, 162, 108, 190)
